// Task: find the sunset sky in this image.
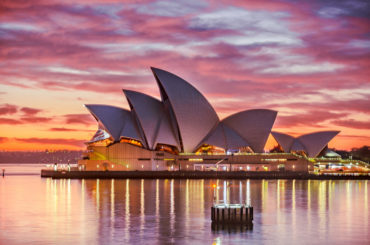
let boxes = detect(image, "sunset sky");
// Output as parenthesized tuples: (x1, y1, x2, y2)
(0, 0, 369, 151)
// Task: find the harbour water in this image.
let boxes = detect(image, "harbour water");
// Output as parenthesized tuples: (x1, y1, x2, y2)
(0, 164, 369, 244)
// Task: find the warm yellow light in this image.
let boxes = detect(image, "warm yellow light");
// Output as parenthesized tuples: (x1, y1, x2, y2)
(97, 164, 99, 168)
(189, 158, 203, 162)
(212, 184, 216, 188)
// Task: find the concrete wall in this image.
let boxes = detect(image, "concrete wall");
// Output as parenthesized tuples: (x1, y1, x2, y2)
(80, 143, 313, 172)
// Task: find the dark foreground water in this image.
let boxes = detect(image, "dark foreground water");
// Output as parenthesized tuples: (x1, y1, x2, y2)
(0, 165, 369, 244)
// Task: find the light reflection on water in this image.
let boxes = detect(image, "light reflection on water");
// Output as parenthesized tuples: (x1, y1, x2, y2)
(0, 176, 369, 245)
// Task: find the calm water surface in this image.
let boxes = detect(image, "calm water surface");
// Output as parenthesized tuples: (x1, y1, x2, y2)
(0, 165, 369, 244)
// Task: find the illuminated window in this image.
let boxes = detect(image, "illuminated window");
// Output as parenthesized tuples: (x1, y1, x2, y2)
(120, 137, 143, 147)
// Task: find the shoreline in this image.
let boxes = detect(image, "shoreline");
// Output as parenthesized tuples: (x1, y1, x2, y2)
(41, 170, 370, 180)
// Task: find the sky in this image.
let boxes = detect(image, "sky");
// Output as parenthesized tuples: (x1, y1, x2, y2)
(0, 0, 369, 151)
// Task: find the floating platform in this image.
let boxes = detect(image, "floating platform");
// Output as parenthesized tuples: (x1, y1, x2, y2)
(211, 204, 253, 224)
(41, 170, 370, 180)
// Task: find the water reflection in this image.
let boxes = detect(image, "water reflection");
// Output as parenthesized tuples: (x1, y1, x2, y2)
(0, 177, 369, 244)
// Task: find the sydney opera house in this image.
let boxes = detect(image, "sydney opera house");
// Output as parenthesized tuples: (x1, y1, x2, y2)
(78, 67, 343, 172)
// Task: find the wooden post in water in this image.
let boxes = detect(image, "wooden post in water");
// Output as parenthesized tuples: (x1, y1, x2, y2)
(2, 169, 4, 177)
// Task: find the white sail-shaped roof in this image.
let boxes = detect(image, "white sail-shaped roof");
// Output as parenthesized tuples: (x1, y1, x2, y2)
(199, 123, 250, 150)
(290, 139, 306, 152)
(120, 112, 143, 142)
(200, 123, 227, 149)
(123, 90, 178, 149)
(271, 131, 340, 157)
(85, 104, 128, 141)
(85, 104, 143, 143)
(298, 131, 340, 157)
(151, 67, 219, 152)
(222, 109, 277, 152)
(154, 110, 179, 148)
(271, 131, 295, 152)
(223, 124, 249, 150)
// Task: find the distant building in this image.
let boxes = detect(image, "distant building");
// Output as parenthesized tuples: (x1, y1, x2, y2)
(78, 67, 350, 172)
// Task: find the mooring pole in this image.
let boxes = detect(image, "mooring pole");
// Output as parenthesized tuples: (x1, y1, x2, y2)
(2, 169, 5, 177)
(213, 184, 217, 204)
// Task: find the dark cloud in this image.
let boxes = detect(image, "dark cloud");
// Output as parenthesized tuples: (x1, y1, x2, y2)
(64, 114, 95, 125)
(274, 110, 346, 128)
(20, 116, 52, 123)
(20, 107, 42, 115)
(0, 137, 8, 143)
(331, 119, 370, 130)
(49, 127, 78, 131)
(0, 104, 18, 115)
(0, 118, 23, 124)
(14, 137, 85, 147)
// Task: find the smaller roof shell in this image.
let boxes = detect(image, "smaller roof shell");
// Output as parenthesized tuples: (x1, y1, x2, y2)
(271, 132, 295, 152)
(222, 109, 277, 153)
(271, 130, 340, 157)
(298, 131, 340, 157)
(85, 104, 143, 143)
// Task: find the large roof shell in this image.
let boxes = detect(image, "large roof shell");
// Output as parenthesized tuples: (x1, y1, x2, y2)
(222, 109, 277, 152)
(123, 90, 178, 149)
(151, 67, 219, 152)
